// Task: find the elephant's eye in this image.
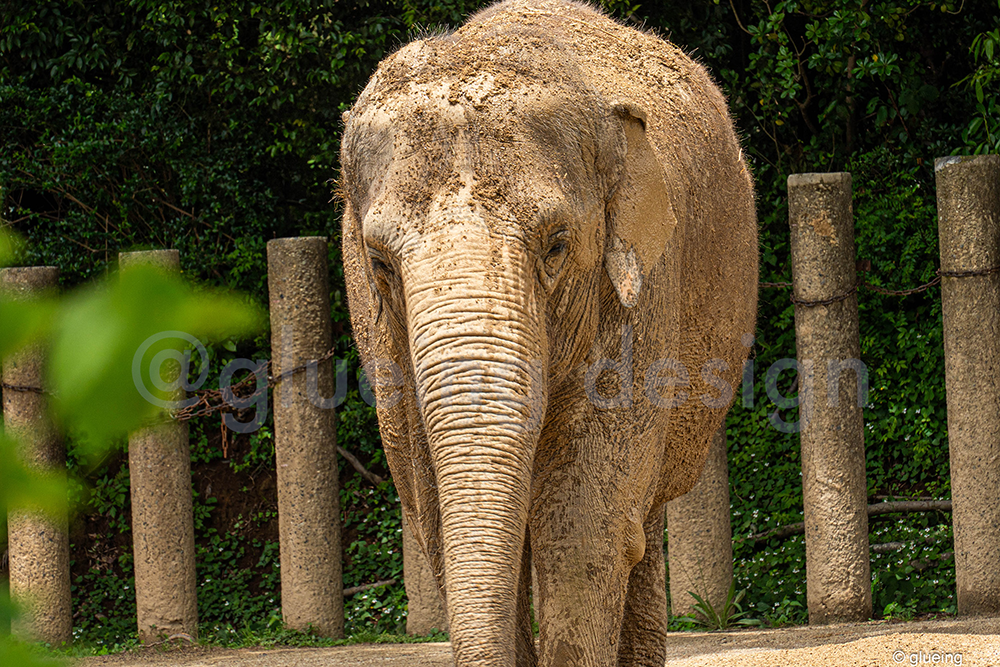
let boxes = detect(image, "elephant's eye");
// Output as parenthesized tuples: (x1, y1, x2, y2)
(368, 247, 395, 279)
(543, 230, 570, 278)
(547, 240, 567, 258)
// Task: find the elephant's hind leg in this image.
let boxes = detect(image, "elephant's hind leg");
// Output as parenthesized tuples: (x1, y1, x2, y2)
(617, 509, 667, 667)
(516, 536, 538, 667)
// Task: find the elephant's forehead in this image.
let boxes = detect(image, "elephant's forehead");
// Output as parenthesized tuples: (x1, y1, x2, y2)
(362, 78, 549, 147)
(359, 76, 600, 191)
(356, 84, 587, 215)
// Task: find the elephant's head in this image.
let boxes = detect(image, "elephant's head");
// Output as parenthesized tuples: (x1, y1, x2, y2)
(340, 21, 680, 665)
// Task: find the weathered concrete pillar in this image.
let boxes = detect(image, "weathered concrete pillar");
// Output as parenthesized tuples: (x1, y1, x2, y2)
(935, 155, 1000, 615)
(788, 172, 871, 625)
(666, 424, 732, 617)
(267, 237, 344, 638)
(1, 267, 72, 646)
(403, 513, 448, 635)
(120, 250, 199, 643)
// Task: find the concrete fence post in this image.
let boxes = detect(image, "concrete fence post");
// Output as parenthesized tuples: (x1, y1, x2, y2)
(788, 172, 871, 624)
(267, 237, 344, 638)
(665, 424, 732, 617)
(935, 154, 1000, 615)
(403, 513, 448, 635)
(1, 267, 72, 646)
(120, 250, 199, 643)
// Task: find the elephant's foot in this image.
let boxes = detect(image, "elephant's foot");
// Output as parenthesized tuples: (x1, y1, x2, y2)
(616, 510, 667, 667)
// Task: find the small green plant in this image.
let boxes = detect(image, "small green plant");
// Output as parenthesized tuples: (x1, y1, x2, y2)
(882, 601, 916, 621)
(686, 582, 761, 631)
(756, 596, 806, 627)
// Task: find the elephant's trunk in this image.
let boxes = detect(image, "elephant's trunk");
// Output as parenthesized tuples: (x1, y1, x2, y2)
(405, 230, 545, 666)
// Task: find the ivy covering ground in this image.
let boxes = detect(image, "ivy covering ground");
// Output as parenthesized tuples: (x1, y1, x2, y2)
(1, 0, 998, 649)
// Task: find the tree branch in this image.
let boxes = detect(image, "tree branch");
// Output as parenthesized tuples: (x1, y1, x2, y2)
(152, 196, 197, 220)
(337, 446, 385, 486)
(795, 59, 821, 136)
(868, 500, 952, 516)
(343, 578, 396, 596)
(742, 500, 952, 545)
(728, 0, 752, 35)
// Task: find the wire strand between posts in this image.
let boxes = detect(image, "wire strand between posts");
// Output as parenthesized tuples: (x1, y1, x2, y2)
(762, 263, 1000, 307)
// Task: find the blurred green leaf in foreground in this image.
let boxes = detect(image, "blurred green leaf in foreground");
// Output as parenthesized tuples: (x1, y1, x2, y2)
(49, 264, 264, 450)
(0, 227, 263, 662)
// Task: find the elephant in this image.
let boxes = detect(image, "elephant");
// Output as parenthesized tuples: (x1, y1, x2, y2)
(339, 0, 758, 665)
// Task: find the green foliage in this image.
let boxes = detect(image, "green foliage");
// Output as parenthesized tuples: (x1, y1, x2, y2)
(345, 586, 408, 637)
(227, 424, 276, 474)
(79, 466, 131, 536)
(758, 596, 807, 627)
(196, 529, 282, 637)
(334, 373, 408, 636)
(341, 476, 405, 635)
(870, 519, 956, 616)
(851, 149, 947, 501)
(70, 551, 137, 649)
(709, 0, 989, 169)
(958, 1, 1000, 153)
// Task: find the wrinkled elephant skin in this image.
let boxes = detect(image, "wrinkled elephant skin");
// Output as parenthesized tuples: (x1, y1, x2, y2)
(339, 1, 758, 665)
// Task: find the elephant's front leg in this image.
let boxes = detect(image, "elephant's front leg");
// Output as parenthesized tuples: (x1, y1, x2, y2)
(616, 509, 667, 667)
(530, 471, 647, 666)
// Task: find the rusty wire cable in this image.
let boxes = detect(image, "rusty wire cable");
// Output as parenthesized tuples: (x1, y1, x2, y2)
(761, 264, 1000, 307)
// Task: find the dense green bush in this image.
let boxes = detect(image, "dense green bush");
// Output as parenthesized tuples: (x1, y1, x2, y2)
(2, 0, 997, 648)
(686, 0, 990, 624)
(1, 0, 409, 647)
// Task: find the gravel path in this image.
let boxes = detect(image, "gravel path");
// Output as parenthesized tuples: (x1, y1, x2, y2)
(77, 617, 1000, 666)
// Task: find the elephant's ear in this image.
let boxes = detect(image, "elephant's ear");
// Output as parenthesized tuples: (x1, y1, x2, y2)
(604, 102, 678, 308)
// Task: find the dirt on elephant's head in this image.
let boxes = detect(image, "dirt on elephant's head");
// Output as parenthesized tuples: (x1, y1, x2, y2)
(341, 5, 621, 241)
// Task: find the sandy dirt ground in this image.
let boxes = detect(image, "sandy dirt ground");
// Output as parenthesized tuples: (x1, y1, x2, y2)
(77, 617, 1000, 667)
